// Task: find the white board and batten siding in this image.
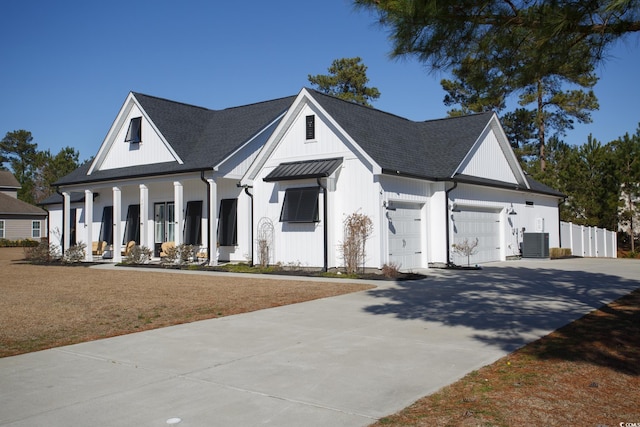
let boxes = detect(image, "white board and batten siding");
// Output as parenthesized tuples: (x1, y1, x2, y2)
(253, 102, 383, 269)
(98, 103, 178, 171)
(458, 128, 519, 184)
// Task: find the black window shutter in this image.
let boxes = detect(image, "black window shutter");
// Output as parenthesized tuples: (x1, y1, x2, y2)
(99, 206, 113, 244)
(125, 117, 142, 143)
(123, 204, 140, 244)
(218, 199, 237, 246)
(184, 201, 203, 245)
(280, 187, 319, 222)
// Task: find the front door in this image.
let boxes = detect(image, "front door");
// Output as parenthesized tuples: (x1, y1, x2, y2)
(154, 202, 175, 256)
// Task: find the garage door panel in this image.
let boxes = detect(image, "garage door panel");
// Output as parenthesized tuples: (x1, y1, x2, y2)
(452, 209, 500, 265)
(387, 203, 423, 270)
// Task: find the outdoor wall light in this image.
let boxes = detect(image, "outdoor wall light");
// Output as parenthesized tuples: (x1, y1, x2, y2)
(508, 203, 517, 215)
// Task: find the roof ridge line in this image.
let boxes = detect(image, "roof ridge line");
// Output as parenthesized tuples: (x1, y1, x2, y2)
(132, 92, 214, 112)
(221, 94, 297, 112)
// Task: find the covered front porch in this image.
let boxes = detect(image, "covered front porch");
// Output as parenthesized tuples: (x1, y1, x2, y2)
(58, 172, 249, 265)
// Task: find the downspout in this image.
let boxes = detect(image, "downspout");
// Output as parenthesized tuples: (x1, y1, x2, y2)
(55, 186, 65, 255)
(317, 178, 328, 272)
(200, 171, 211, 264)
(243, 185, 254, 267)
(445, 180, 458, 267)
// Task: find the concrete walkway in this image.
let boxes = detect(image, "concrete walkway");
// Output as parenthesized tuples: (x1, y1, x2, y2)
(1, 258, 638, 426)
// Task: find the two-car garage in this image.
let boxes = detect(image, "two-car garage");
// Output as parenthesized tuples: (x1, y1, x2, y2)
(387, 203, 503, 270)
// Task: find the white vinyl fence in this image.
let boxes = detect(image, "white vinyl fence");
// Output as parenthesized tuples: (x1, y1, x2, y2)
(560, 221, 617, 258)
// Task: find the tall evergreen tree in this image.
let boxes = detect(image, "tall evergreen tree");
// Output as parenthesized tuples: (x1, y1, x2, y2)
(0, 130, 39, 203)
(308, 57, 381, 106)
(355, 0, 640, 74)
(32, 146, 81, 203)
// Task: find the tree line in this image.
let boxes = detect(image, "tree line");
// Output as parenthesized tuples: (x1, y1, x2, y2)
(1, 130, 84, 204)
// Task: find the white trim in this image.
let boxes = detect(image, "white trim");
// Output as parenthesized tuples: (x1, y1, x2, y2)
(215, 111, 288, 172)
(88, 93, 184, 175)
(241, 88, 382, 185)
(453, 113, 529, 188)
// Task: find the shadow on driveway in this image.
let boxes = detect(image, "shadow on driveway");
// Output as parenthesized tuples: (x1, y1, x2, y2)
(364, 263, 640, 371)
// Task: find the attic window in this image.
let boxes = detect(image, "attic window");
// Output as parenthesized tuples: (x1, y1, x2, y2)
(125, 117, 142, 143)
(280, 187, 320, 223)
(305, 115, 315, 140)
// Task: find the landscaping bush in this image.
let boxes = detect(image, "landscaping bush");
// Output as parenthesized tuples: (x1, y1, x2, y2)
(63, 242, 86, 263)
(123, 245, 152, 264)
(381, 262, 401, 278)
(0, 238, 40, 247)
(161, 244, 196, 266)
(24, 241, 60, 263)
(340, 212, 373, 274)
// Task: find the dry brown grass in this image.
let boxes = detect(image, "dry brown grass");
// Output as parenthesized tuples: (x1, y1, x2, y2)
(373, 287, 640, 426)
(0, 248, 373, 357)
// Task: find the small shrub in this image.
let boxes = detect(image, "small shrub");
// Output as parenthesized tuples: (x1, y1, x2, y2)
(627, 251, 639, 259)
(340, 212, 373, 274)
(1, 238, 40, 247)
(123, 245, 152, 264)
(382, 262, 401, 278)
(63, 242, 87, 263)
(161, 244, 196, 266)
(24, 241, 60, 263)
(257, 238, 270, 268)
(452, 237, 479, 267)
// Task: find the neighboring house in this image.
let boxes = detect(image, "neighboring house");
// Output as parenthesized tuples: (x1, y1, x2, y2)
(47, 89, 564, 268)
(0, 171, 48, 241)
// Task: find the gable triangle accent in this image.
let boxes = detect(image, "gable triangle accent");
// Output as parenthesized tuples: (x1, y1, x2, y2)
(88, 93, 183, 174)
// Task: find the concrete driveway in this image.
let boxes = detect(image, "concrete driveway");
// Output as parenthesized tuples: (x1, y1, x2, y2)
(1, 258, 638, 426)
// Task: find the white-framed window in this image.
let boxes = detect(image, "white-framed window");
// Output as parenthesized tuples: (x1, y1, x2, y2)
(32, 220, 41, 238)
(0, 220, 4, 238)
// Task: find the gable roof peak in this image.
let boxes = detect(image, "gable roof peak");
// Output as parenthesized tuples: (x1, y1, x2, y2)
(304, 88, 413, 122)
(131, 92, 214, 113)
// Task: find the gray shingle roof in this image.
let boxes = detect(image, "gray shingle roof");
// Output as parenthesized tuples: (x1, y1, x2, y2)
(55, 93, 296, 185)
(0, 192, 47, 216)
(54, 89, 561, 198)
(309, 89, 493, 179)
(0, 171, 20, 189)
(38, 192, 87, 206)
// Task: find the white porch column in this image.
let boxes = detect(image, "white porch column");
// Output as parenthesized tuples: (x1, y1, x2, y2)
(139, 184, 148, 248)
(84, 190, 93, 261)
(174, 181, 183, 246)
(209, 178, 218, 266)
(112, 187, 122, 262)
(62, 191, 71, 254)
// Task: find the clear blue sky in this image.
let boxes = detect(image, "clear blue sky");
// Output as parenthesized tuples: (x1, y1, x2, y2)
(1, 0, 639, 162)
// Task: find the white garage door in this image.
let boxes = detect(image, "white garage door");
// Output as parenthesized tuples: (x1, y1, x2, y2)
(451, 208, 501, 265)
(387, 203, 423, 270)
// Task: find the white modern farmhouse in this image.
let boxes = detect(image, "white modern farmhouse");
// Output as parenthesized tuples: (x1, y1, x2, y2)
(44, 88, 564, 269)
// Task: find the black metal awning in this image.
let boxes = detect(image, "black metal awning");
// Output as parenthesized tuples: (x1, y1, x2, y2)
(263, 157, 343, 182)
